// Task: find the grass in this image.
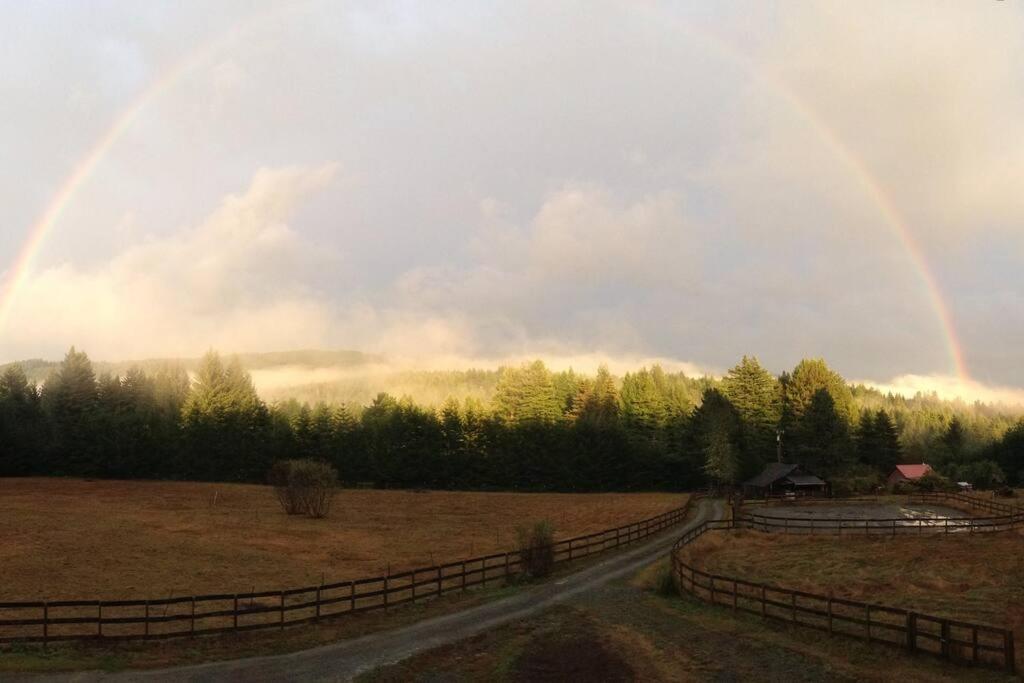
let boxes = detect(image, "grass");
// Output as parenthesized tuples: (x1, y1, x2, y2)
(680, 528, 1024, 650)
(358, 559, 1011, 682)
(0, 477, 683, 601)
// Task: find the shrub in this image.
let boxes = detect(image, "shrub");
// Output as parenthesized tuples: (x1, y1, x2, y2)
(655, 564, 677, 597)
(268, 459, 339, 518)
(516, 520, 555, 579)
(269, 460, 304, 515)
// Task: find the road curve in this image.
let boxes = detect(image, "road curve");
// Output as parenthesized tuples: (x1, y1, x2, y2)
(30, 498, 724, 683)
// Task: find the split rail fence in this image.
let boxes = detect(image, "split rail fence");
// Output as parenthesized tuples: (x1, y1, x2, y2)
(671, 495, 1019, 674)
(0, 496, 697, 645)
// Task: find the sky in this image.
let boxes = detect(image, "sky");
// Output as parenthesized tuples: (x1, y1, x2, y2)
(1, 1, 1022, 403)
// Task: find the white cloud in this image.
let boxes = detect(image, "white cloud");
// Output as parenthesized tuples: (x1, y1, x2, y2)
(1, 165, 340, 360)
(859, 374, 1024, 410)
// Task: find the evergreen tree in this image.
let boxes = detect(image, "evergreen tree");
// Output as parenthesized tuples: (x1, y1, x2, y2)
(493, 361, 561, 424)
(0, 364, 44, 475)
(720, 356, 781, 476)
(784, 358, 855, 424)
(873, 409, 901, 473)
(181, 351, 270, 480)
(41, 347, 100, 475)
(795, 388, 853, 477)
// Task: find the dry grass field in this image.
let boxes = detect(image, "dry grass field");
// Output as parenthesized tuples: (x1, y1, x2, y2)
(0, 478, 684, 601)
(680, 529, 1024, 650)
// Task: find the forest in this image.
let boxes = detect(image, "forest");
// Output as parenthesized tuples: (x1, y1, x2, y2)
(1, 348, 1022, 492)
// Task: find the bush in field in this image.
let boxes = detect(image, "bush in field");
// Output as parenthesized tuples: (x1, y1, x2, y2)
(269, 459, 339, 518)
(269, 460, 304, 515)
(516, 520, 555, 579)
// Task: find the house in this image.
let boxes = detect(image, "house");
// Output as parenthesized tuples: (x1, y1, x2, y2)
(887, 463, 932, 488)
(742, 462, 829, 499)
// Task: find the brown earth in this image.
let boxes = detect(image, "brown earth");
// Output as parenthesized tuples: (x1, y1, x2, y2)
(0, 478, 683, 600)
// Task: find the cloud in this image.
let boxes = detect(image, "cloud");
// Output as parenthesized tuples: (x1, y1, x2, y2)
(858, 374, 1024, 410)
(1, 165, 340, 360)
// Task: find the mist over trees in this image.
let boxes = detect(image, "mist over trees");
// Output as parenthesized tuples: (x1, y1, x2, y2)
(1, 347, 1023, 492)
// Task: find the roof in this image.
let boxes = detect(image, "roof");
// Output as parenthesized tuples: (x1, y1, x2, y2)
(744, 462, 800, 488)
(893, 464, 932, 480)
(785, 474, 827, 487)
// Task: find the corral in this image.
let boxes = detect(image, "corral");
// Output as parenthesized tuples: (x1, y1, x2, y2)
(0, 478, 682, 601)
(673, 494, 1024, 673)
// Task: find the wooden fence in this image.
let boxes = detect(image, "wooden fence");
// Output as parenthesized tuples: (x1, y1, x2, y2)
(736, 491, 1024, 536)
(0, 497, 697, 645)
(671, 514, 1017, 673)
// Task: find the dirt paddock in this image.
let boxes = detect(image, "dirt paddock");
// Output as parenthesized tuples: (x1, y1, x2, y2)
(0, 478, 684, 601)
(752, 502, 968, 521)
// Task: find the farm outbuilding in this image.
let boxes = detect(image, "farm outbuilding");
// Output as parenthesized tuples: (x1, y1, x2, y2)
(742, 462, 829, 499)
(886, 463, 932, 488)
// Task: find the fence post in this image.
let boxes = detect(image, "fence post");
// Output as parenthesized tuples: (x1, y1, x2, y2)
(233, 594, 238, 631)
(710, 577, 716, 604)
(1006, 630, 1016, 674)
(279, 590, 285, 629)
(315, 586, 321, 622)
(761, 585, 766, 618)
(190, 597, 195, 637)
(144, 600, 149, 638)
(972, 627, 978, 663)
(42, 601, 48, 646)
(461, 561, 467, 591)
(791, 593, 797, 623)
(437, 566, 443, 598)
(941, 620, 950, 659)
(98, 601, 103, 637)
(732, 581, 737, 611)
(827, 598, 833, 635)
(906, 612, 917, 652)
(504, 552, 510, 580)
(350, 581, 355, 612)
(892, 519, 896, 537)
(865, 605, 871, 641)
(384, 573, 390, 610)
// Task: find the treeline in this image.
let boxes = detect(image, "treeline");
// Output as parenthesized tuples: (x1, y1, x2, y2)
(1, 348, 1022, 492)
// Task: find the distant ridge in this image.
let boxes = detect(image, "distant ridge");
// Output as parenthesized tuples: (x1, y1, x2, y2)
(0, 349, 384, 385)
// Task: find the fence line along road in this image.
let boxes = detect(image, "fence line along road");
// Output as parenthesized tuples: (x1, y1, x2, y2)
(0, 496, 700, 645)
(671, 493, 1018, 674)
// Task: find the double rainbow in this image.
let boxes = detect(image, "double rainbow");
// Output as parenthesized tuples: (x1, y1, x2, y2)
(0, 8, 969, 381)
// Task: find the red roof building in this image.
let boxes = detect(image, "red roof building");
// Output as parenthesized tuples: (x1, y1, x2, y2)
(887, 463, 933, 487)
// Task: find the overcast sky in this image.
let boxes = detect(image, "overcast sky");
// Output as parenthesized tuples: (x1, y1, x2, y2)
(1, 1, 1022, 400)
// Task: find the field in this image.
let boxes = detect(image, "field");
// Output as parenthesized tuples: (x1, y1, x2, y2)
(0, 478, 683, 601)
(679, 528, 1024, 650)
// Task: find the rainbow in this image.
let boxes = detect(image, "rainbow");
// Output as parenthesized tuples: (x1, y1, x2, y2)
(0, 6, 970, 381)
(0, 1, 297, 336)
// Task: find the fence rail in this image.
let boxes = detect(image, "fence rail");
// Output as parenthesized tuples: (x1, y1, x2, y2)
(670, 508, 1017, 673)
(736, 491, 1024, 536)
(0, 496, 697, 645)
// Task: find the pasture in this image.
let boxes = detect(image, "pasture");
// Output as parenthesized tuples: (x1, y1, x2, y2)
(0, 478, 683, 601)
(679, 525, 1024, 654)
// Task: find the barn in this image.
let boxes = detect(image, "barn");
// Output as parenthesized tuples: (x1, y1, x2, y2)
(887, 463, 932, 488)
(742, 462, 829, 499)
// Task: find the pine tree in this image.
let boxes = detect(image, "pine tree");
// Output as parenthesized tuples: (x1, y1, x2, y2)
(721, 356, 781, 476)
(0, 364, 44, 475)
(873, 409, 901, 473)
(784, 358, 855, 424)
(493, 361, 561, 424)
(41, 347, 100, 475)
(795, 388, 853, 477)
